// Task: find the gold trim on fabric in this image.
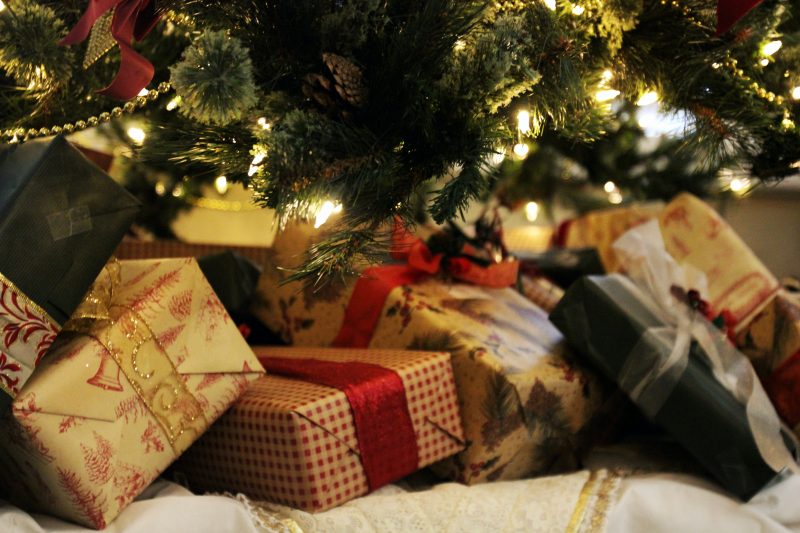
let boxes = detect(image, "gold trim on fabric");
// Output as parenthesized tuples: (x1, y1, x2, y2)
(0, 270, 59, 328)
(565, 470, 623, 533)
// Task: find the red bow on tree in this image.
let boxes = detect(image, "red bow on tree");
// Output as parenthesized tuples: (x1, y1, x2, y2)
(60, 0, 160, 101)
(716, 0, 764, 35)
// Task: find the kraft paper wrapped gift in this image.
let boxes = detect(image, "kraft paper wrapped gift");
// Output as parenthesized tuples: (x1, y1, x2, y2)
(0, 258, 264, 529)
(173, 346, 465, 512)
(252, 220, 608, 485)
(0, 136, 140, 404)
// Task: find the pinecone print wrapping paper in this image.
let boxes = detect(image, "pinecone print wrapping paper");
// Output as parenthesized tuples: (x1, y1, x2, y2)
(0, 258, 264, 529)
(253, 220, 609, 484)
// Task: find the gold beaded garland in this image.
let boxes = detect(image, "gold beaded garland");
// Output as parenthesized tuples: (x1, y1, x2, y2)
(1, 82, 172, 144)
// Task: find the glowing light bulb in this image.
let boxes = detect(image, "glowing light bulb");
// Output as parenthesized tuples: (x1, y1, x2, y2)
(127, 127, 146, 144)
(636, 91, 659, 106)
(214, 175, 229, 195)
(172, 184, 185, 198)
(513, 143, 529, 158)
(603, 181, 616, 193)
(314, 201, 342, 228)
(571, 4, 585, 15)
(454, 39, 467, 51)
(248, 152, 265, 176)
(154, 182, 167, 196)
(729, 177, 751, 193)
(601, 70, 613, 81)
(543, 0, 556, 9)
(257, 117, 271, 130)
(711, 62, 721, 69)
(595, 89, 620, 102)
(525, 201, 539, 222)
(517, 110, 531, 134)
(166, 96, 181, 111)
(608, 191, 623, 204)
(792, 87, 800, 100)
(760, 58, 770, 67)
(761, 40, 782, 57)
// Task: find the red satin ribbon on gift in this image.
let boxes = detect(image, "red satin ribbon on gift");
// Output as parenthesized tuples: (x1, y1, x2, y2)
(765, 350, 800, 429)
(717, 0, 764, 35)
(332, 225, 519, 348)
(60, 0, 160, 100)
(259, 356, 419, 491)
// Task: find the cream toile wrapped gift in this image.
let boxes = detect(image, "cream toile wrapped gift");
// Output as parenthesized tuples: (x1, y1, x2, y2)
(0, 258, 264, 529)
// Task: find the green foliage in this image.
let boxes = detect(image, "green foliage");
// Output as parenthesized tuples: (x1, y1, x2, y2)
(0, 0, 72, 93)
(170, 30, 258, 125)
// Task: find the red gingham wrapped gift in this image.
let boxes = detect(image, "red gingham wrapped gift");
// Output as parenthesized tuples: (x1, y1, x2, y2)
(174, 346, 465, 512)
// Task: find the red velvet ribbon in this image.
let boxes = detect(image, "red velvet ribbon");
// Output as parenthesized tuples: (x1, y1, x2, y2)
(332, 225, 518, 348)
(60, 0, 160, 100)
(716, 0, 764, 35)
(259, 356, 419, 491)
(765, 350, 800, 429)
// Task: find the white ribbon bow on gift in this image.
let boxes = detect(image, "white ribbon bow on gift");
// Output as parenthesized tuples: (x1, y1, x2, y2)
(612, 219, 799, 480)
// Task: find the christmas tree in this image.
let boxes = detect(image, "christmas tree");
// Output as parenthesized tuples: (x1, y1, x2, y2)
(1, 0, 798, 283)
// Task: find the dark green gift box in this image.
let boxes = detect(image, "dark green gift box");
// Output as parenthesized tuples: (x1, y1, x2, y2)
(551, 274, 795, 500)
(0, 136, 139, 405)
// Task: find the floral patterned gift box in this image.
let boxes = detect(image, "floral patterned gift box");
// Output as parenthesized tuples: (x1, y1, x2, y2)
(253, 219, 610, 484)
(0, 258, 264, 529)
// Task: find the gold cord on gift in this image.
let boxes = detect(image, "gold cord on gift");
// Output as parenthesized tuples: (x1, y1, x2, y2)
(0, 82, 172, 143)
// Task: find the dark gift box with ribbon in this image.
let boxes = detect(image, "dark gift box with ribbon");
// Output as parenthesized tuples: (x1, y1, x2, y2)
(0, 136, 139, 405)
(551, 221, 799, 500)
(172, 346, 465, 512)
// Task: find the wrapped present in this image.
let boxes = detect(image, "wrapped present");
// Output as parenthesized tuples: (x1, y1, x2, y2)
(519, 274, 564, 314)
(0, 258, 264, 528)
(551, 202, 664, 272)
(253, 220, 608, 484)
(174, 346, 465, 511)
(658, 193, 779, 331)
(551, 221, 798, 499)
(518, 247, 605, 290)
(737, 288, 800, 436)
(0, 136, 140, 404)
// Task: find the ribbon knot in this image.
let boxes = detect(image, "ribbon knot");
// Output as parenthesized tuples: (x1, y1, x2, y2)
(60, 0, 160, 101)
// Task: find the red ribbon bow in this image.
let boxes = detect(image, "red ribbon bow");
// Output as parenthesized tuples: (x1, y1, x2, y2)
(332, 223, 518, 348)
(60, 0, 160, 101)
(716, 0, 764, 35)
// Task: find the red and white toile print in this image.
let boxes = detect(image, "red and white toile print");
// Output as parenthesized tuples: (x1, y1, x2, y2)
(0, 276, 59, 397)
(0, 258, 264, 529)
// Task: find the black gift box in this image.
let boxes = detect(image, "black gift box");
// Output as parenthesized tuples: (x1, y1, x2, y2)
(551, 275, 794, 500)
(517, 247, 604, 289)
(0, 136, 139, 324)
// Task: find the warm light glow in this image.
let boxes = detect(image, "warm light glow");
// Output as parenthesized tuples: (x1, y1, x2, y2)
(214, 175, 229, 195)
(601, 69, 613, 81)
(571, 4, 585, 15)
(781, 117, 795, 130)
(729, 177, 750, 193)
(248, 152, 265, 176)
(761, 40, 782, 57)
(166, 96, 181, 111)
(491, 150, 506, 166)
(257, 117, 271, 130)
(543, 0, 556, 10)
(127, 127, 146, 144)
(314, 201, 342, 228)
(711, 62, 721, 69)
(138, 88, 149, 97)
(154, 182, 167, 196)
(760, 58, 770, 67)
(636, 91, 659, 106)
(792, 87, 800, 100)
(172, 184, 185, 198)
(595, 89, 620, 102)
(454, 39, 467, 51)
(517, 110, 531, 134)
(608, 191, 623, 204)
(513, 143, 529, 158)
(0, 2, 6, 12)
(525, 201, 539, 222)
(603, 181, 617, 193)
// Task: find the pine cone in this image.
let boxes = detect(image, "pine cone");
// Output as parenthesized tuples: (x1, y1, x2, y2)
(323, 53, 367, 108)
(302, 53, 367, 118)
